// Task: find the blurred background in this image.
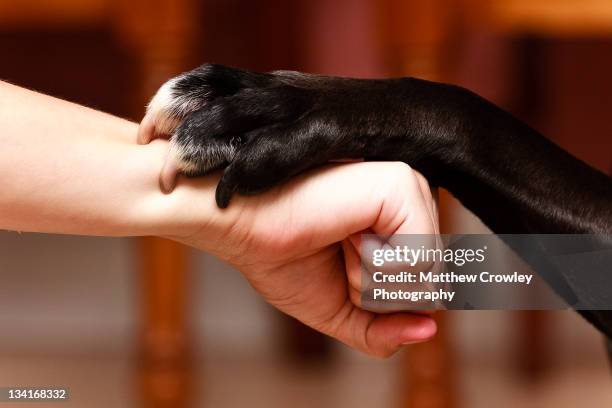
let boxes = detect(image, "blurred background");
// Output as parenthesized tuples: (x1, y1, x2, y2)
(0, 0, 611, 407)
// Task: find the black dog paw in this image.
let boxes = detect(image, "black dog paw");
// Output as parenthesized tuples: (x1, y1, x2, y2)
(140, 64, 338, 206)
(139, 64, 271, 143)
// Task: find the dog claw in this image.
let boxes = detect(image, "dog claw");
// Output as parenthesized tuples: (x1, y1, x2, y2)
(159, 154, 180, 194)
(137, 111, 157, 145)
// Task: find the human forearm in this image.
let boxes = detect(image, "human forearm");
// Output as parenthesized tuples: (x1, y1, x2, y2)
(0, 81, 177, 236)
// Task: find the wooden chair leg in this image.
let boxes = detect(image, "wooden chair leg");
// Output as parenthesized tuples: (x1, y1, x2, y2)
(138, 238, 193, 408)
(400, 313, 456, 408)
(375, 2, 462, 406)
(111, 1, 201, 406)
(516, 310, 551, 380)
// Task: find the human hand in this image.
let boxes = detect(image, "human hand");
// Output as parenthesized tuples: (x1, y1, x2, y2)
(158, 160, 439, 357)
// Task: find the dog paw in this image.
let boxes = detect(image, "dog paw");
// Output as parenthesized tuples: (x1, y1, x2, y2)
(138, 64, 261, 144)
(139, 64, 324, 202)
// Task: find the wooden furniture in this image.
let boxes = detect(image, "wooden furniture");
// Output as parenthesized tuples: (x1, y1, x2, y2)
(113, 2, 200, 407)
(0, 1, 198, 407)
(378, 0, 612, 406)
(376, 2, 461, 407)
(461, 0, 612, 381)
(3, 1, 611, 407)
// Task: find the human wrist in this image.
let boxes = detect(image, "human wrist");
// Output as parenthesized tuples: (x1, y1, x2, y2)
(141, 158, 246, 252)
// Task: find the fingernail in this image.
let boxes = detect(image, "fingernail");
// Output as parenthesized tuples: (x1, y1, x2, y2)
(400, 318, 437, 345)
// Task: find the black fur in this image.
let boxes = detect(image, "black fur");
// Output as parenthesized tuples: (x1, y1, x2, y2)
(158, 64, 612, 338)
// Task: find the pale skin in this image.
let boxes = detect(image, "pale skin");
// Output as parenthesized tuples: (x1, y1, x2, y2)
(0, 81, 438, 357)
